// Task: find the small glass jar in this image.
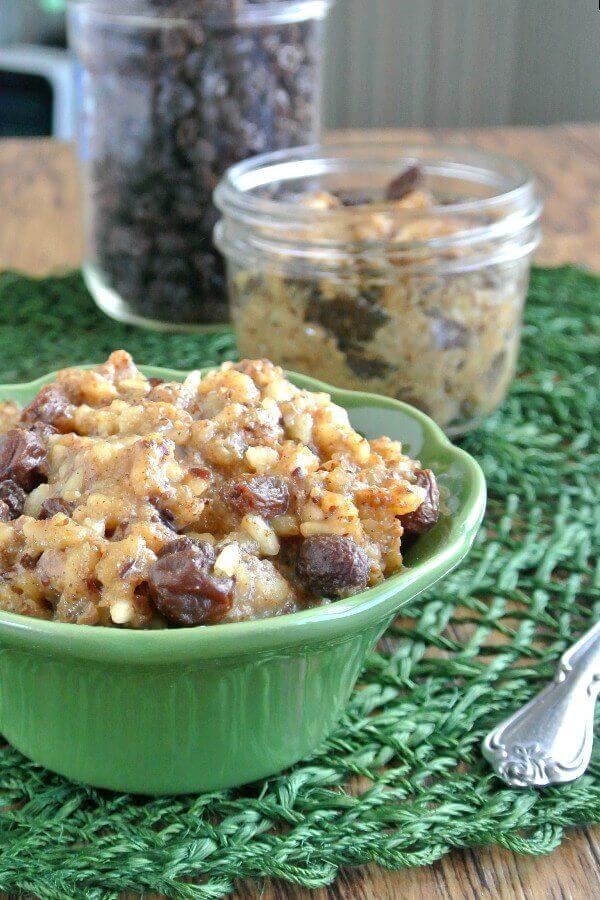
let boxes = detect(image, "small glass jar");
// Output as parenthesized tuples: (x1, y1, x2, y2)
(215, 141, 542, 434)
(67, 0, 332, 330)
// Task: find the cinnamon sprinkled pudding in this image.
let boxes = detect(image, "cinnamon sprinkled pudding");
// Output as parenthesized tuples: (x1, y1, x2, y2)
(0, 352, 439, 628)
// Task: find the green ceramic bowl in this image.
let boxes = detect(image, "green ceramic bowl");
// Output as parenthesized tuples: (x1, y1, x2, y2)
(0, 366, 485, 794)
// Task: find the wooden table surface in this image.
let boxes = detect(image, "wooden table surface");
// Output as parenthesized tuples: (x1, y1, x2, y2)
(0, 124, 599, 900)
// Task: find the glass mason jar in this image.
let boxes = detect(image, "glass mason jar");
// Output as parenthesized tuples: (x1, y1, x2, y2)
(67, 0, 333, 329)
(215, 141, 542, 434)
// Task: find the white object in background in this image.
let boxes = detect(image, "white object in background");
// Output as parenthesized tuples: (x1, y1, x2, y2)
(0, 44, 75, 139)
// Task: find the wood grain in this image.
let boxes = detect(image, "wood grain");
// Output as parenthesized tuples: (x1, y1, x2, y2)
(231, 832, 600, 899)
(0, 125, 599, 900)
(0, 124, 598, 277)
(0, 140, 83, 276)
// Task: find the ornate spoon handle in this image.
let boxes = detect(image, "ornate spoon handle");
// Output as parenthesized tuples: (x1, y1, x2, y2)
(482, 619, 600, 787)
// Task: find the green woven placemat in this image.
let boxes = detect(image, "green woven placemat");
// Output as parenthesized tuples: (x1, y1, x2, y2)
(0, 265, 598, 898)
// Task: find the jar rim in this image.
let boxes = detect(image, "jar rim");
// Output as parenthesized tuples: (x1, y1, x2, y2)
(215, 138, 540, 222)
(214, 140, 543, 266)
(66, 0, 333, 26)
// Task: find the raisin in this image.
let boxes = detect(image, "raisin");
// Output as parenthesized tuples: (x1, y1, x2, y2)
(426, 310, 470, 350)
(20, 385, 74, 433)
(39, 497, 74, 520)
(189, 466, 211, 479)
(296, 535, 370, 599)
(119, 559, 139, 578)
(305, 291, 389, 350)
(21, 553, 40, 569)
(29, 422, 58, 442)
(0, 479, 26, 519)
(157, 536, 212, 560)
(148, 538, 233, 626)
(222, 475, 290, 518)
(345, 351, 393, 380)
(386, 165, 422, 201)
(74, 10, 322, 326)
(0, 428, 46, 491)
(153, 505, 178, 532)
(400, 469, 440, 535)
(333, 190, 372, 207)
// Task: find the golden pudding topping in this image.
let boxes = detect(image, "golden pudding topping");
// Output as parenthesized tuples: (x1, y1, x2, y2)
(0, 352, 439, 628)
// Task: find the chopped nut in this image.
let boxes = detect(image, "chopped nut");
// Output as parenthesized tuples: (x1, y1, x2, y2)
(285, 445, 319, 476)
(241, 514, 280, 556)
(245, 446, 279, 472)
(286, 411, 313, 444)
(182, 370, 202, 394)
(264, 379, 295, 402)
(24, 482, 51, 517)
(260, 396, 281, 418)
(110, 600, 133, 624)
(271, 514, 300, 536)
(214, 543, 241, 577)
(352, 437, 371, 465)
(300, 520, 355, 537)
(118, 377, 150, 397)
(185, 531, 216, 545)
(0, 522, 15, 550)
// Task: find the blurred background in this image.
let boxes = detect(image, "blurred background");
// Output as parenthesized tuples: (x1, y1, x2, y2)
(1, 0, 599, 140)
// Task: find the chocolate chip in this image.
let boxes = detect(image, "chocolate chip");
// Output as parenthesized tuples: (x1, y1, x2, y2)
(385, 165, 422, 201)
(0, 480, 27, 520)
(39, 497, 74, 520)
(0, 428, 46, 491)
(148, 538, 233, 626)
(400, 469, 440, 535)
(296, 535, 370, 599)
(222, 475, 290, 518)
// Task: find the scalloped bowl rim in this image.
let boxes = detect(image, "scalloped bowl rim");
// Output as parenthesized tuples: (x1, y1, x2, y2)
(0, 365, 486, 663)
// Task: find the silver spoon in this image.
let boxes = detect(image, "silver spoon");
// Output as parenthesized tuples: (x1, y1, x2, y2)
(482, 619, 600, 787)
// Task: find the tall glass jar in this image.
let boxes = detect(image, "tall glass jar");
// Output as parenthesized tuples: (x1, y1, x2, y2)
(215, 141, 542, 434)
(67, 0, 332, 329)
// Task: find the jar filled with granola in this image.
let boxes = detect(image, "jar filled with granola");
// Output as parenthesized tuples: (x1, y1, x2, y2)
(215, 141, 542, 434)
(67, 0, 333, 329)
